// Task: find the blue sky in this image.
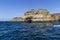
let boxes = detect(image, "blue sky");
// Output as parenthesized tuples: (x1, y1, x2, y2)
(0, 0, 60, 21)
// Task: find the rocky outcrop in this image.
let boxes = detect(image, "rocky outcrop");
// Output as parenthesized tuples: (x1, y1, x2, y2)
(12, 17, 24, 21)
(51, 13, 60, 21)
(12, 9, 60, 22)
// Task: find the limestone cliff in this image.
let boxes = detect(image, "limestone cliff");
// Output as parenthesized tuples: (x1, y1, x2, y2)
(12, 9, 60, 22)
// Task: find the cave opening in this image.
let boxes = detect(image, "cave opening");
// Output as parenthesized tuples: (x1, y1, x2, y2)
(25, 17, 32, 23)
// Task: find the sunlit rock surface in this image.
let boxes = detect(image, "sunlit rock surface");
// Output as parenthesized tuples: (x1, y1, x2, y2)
(12, 9, 60, 22)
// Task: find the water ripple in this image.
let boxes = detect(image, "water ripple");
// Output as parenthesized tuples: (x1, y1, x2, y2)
(0, 22, 60, 40)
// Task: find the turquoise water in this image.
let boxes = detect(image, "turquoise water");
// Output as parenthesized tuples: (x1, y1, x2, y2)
(0, 21, 60, 40)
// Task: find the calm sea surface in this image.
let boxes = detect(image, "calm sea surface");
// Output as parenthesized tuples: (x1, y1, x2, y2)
(0, 21, 60, 40)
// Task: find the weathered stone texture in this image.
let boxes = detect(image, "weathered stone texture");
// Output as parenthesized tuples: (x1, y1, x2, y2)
(12, 9, 60, 22)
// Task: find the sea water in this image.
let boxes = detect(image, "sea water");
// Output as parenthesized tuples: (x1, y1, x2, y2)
(0, 21, 60, 40)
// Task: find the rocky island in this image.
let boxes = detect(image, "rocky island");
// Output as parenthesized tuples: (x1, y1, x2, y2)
(12, 9, 60, 22)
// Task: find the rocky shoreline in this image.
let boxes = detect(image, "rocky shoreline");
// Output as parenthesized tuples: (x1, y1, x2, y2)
(12, 9, 60, 22)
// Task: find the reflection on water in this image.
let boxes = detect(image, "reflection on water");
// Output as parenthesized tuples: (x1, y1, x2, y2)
(23, 22, 53, 27)
(0, 22, 60, 40)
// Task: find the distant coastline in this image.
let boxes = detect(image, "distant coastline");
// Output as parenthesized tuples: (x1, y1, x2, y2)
(12, 9, 60, 22)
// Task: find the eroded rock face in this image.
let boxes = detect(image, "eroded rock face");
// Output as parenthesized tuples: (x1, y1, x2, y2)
(52, 13, 60, 21)
(12, 9, 60, 22)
